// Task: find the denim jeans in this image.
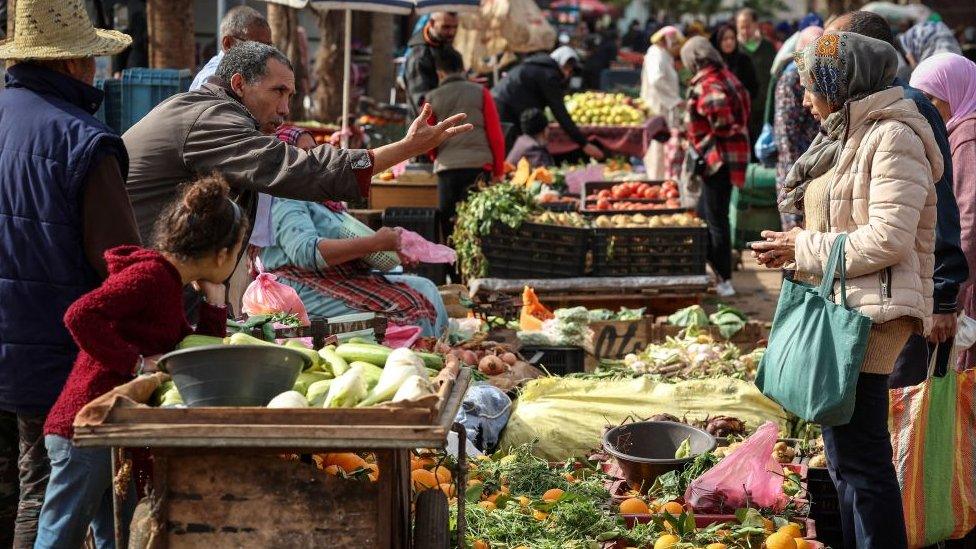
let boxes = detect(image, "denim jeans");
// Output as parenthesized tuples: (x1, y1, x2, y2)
(822, 374, 908, 549)
(34, 435, 133, 549)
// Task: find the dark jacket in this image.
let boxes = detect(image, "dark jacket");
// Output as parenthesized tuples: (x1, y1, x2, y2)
(492, 53, 588, 146)
(123, 82, 370, 245)
(741, 39, 776, 144)
(404, 30, 442, 117)
(721, 51, 758, 100)
(0, 64, 128, 413)
(897, 78, 969, 313)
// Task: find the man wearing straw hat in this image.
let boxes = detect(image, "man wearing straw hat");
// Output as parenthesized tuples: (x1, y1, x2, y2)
(0, 0, 137, 545)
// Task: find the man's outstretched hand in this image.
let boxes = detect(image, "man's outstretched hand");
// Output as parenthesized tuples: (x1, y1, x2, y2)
(405, 104, 474, 156)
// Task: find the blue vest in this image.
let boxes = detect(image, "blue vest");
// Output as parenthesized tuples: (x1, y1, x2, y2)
(0, 64, 128, 413)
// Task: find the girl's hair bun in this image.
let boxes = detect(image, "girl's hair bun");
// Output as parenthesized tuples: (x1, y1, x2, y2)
(153, 172, 249, 260)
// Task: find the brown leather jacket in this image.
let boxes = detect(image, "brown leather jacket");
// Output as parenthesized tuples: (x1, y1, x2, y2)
(122, 82, 372, 244)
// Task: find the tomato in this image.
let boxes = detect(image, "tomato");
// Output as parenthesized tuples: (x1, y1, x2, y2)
(666, 189, 679, 199)
(643, 188, 658, 199)
(596, 198, 612, 210)
(636, 183, 650, 194)
(597, 189, 612, 199)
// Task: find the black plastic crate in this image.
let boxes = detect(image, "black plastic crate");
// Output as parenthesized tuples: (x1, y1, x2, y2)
(522, 346, 585, 376)
(807, 466, 840, 515)
(591, 226, 708, 277)
(383, 207, 439, 241)
(481, 222, 590, 278)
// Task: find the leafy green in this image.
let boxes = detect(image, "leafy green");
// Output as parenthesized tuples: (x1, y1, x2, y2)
(668, 305, 709, 328)
(450, 183, 537, 279)
(675, 436, 692, 459)
(709, 304, 748, 338)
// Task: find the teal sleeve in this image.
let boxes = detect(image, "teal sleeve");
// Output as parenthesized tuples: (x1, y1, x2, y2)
(270, 199, 328, 271)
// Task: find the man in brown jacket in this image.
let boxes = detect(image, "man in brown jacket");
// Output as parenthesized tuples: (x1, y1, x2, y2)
(124, 41, 470, 244)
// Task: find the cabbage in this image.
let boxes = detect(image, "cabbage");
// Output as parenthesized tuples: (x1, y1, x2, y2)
(667, 305, 709, 328)
(267, 391, 309, 408)
(324, 365, 367, 408)
(392, 374, 434, 403)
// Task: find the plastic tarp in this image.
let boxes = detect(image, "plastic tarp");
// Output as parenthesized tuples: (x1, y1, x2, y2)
(498, 376, 788, 460)
(454, 0, 557, 74)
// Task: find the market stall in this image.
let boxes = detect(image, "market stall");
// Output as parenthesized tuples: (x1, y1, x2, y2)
(547, 91, 668, 158)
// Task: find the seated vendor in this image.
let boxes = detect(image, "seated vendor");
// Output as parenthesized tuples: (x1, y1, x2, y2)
(258, 127, 449, 337)
(505, 108, 555, 168)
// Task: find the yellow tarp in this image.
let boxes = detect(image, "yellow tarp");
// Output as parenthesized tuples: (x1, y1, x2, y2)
(499, 376, 788, 461)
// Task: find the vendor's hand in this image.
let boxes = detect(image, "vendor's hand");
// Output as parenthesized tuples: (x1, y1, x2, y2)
(928, 313, 957, 344)
(582, 143, 605, 160)
(751, 227, 801, 269)
(372, 226, 401, 252)
(404, 104, 473, 157)
(192, 280, 227, 306)
(139, 354, 164, 374)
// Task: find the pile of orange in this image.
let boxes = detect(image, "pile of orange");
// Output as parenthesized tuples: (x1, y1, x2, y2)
(313, 452, 378, 482)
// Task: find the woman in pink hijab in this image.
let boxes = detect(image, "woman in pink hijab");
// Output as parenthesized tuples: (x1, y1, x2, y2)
(911, 52, 976, 368)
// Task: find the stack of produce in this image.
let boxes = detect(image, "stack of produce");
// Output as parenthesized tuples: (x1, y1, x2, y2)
(590, 212, 704, 229)
(585, 180, 681, 211)
(156, 334, 456, 409)
(668, 305, 749, 339)
(587, 333, 765, 382)
(564, 92, 650, 126)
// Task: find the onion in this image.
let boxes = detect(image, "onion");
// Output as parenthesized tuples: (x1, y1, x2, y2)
(500, 352, 518, 365)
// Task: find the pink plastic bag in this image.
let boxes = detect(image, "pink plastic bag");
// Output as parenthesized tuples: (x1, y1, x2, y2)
(399, 229, 456, 264)
(383, 324, 423, 348)
(684, 421, 787, 512)
(241, 272, 310, 325)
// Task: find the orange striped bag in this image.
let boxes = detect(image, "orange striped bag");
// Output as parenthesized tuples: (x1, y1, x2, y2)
(889, 345, 976, 548)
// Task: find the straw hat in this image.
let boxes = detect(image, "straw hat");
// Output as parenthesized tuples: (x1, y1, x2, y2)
(0, 0, 132, 60)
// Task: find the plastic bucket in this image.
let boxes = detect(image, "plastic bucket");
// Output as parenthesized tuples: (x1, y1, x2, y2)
(602, 421, 716, 491)
(158, 345, 309, 407)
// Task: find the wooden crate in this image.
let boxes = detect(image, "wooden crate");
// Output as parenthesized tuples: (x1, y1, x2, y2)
(369, 180, 439, 210)
(76, 370, 471, 548)
(589, 318, 651, 360)
(648, 319, 769, 352)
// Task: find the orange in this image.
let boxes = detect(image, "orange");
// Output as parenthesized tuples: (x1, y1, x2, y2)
(765, 532, 798, 549)
(478, 501, 496, 511)
(324, 464, 339, 475)
(411, 469, 437, 491)
(518, 495, 531, 508)
(532, 509, 548, 521)
(619, 497, 651, 515)
(323, 452, 368, 473)
(542, 488, 565, 502)
(468, 479, 483, 488)
(410, 458, 425, 471)
(564, 472, 577, 483)
(473, 541, 489, 549)
(762, 519, 776, 533)
(499, 485, 510, 495)
(778, 523, 803, 539)
(438, 483, 456, 497)
(367, 463, 379, 482)
(794, 540, 810, 549)
(433, 466, 452, 484)
(485, 493, 499, 503)
(416, 456, 435, 469)
(661, 501, 684, 516)
(706, 544, 727, 549)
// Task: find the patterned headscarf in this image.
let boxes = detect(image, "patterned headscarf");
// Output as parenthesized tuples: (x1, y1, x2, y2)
(794, 32, 898, 109)
(898, 21, 962, 65)
(779, 32, 899, 215)
(680, 36, 724, 74)
(911, 52, 976, 133)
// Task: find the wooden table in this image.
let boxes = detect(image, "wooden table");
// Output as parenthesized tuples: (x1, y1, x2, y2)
(75, 370, 471, 549)
(470, 274, 711, 315)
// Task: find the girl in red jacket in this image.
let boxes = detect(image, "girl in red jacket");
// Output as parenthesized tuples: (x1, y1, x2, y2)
(35, 174, 249, 548)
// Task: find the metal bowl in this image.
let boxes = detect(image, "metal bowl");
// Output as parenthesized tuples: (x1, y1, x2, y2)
(157, 345, 310, 407)
(602, 421, 716, 491)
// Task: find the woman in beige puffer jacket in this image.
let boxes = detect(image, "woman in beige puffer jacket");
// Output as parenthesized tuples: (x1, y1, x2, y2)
(753, 33, 938, 549)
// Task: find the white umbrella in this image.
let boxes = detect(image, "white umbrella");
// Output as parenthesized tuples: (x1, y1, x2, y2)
(309, 0, 480, 146)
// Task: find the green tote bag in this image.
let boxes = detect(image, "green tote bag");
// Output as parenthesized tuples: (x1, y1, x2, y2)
(755, 234, 872, 426)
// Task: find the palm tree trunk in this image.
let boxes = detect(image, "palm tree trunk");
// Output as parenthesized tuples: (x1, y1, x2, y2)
(147, 0, 195, 69)
(5, 0, 15, 39)
(311, 6, 344, 124)
(368, 13, 395, 103)
(267, 3, 307, 120)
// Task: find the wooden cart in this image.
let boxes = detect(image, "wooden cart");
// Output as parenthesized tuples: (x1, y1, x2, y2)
(74, 369, 472, 548)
